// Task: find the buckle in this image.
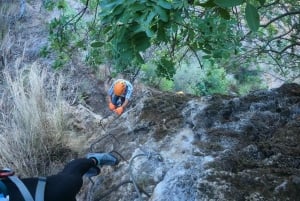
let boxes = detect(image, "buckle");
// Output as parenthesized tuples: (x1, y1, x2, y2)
(0, 168, 15, 178)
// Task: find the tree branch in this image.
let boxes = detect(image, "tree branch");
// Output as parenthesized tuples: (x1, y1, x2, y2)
(57, 0, 90, 39)
(265, 26, 294, 45)
(267, 51, 285, 74)
(188, 44, 203, 68)
(261, 10, 300, 28)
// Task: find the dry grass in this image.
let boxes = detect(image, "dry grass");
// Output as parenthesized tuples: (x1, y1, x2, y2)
(0, 0, 19, 42)
(0, 63, 71, 177)
(0, 1, 19, 69)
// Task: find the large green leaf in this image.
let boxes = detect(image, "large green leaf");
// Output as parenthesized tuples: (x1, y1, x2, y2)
(156, 23, 168, 42)
(199, 0, 216, 8)
(154, 5, 169, 22)
(172, 0, 185, 9)
(217, 8, 230, 20)
(258, 0, 266, 6)
(133, 11, 156, 37)
(214, 0, 244, 8)
(99, 0, 123, 14)
(245, 3, 260, 31)
(91, 41, 104, 48)
(130, 3, 147, 12)
(145, 11, 156, 27)
(202, 55, 211, 59)
(157, 0, 172, 9)
(132, 32, 151, 51)
(135, 52, 144, 63)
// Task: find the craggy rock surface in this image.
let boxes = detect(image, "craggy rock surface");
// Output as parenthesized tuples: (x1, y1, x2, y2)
(1, 2, 299, 201)
(82, 83, 300, 201)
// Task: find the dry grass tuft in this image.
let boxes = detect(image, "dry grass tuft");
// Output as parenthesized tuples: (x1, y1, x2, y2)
(0, 0, 20, 42)
(0, 63, 72, 176)
(0, 0, 20, 69)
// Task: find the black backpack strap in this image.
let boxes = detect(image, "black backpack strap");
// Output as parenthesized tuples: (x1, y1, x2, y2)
(35, 177, 46, 201)
(8, 176, 34, 201)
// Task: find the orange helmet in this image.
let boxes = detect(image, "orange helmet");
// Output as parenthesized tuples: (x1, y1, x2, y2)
(114, 81, 126, 96)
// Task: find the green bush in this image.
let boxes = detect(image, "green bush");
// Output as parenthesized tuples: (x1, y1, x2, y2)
(195, 66, 230, 96)
(159, 78, 174, 92)
(140, 63, 158, 86)
(140, 63, 175, 91)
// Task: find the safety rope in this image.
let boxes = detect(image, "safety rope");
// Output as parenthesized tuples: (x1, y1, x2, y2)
(128, 148, 163, 201)
(92, 148, 162, 201)
(89, 88, 148, 152)
(88, 105, 133, 152)
(87, 86, 157, 200)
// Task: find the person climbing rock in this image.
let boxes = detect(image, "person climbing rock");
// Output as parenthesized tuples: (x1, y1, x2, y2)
(107, 79, 133, 115)
(0, 153, 118, 201)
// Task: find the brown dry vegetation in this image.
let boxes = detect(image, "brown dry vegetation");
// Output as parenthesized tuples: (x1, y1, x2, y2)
(0, 0, 112, 177)
(0, 64, 73, 176)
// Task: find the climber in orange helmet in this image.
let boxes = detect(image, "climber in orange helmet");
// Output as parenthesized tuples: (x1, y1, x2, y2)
(107, 79, 133, 115)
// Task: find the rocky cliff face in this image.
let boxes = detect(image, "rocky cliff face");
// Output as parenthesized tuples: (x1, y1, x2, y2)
(1, 1, 299, 200)
(71, 83, 300, 201)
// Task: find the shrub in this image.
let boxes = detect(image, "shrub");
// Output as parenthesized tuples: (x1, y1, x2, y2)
(195, 66, 230, 96)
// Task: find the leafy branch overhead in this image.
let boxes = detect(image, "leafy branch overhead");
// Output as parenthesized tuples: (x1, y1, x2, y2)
(89, 0, 259, 75)
(47, 0, 300, 81)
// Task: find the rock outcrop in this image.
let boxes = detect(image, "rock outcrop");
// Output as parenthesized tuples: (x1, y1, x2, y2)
(79, 83, 300, 201)
(1, 1, 299, 200)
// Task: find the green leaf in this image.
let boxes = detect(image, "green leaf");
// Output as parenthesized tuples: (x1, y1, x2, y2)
(217, 8, 230, 20)
(202, 55, 211, 59)
(135, 52, 145, 64)
(157, 0, 172, 9)
(100, 0, 123, 11)
(214, 0, 244, 8)
(172, 0, 185, 9)
(203, 43, 213, 53)
(99, 0, 124, 18)
(156, 24, 168, 42)
(57, 0, 67, 9)
(132, 32, 151, 51)
(156, 56, 176, 80)
(131, 3, 147, 12)
(76, 40, 85, 48)
(212, 50, 222, 58)
(258, 0, 266, 6)
(91, 41, 104, 47)
(154, 6, 169, 22)
(199, 0, 216, 8)
(113, 5, 124, 16)
(245, 3, 260, 31)
(145, 11, 156, 27)
(133, 11, 156, 37)
(145, 27, 155, 37)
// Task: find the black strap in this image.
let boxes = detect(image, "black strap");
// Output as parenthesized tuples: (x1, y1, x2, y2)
(0, 180, 8, 196)
(8, 176, 47, 201)
(8, 176, 34, 201)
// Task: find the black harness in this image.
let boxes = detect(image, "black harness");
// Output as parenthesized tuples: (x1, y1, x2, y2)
(0, 169, 46, 201)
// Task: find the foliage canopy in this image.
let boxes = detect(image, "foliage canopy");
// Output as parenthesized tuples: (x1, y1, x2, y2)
(45, 0, 300, 93)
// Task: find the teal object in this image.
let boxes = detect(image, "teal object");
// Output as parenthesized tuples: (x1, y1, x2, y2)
(0, 194, 8, 201)
(0, 180, 7, 196)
